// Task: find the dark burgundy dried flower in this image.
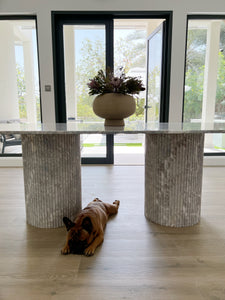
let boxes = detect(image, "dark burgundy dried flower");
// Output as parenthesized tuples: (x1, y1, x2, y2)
(87, 67, 145, 96)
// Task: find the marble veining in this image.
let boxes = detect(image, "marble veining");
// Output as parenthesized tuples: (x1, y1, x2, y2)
(145, 133, 204, 227)
(22, 134, 81, 228)
(0, 122, 217, 228)
(1, 121, 225, 135)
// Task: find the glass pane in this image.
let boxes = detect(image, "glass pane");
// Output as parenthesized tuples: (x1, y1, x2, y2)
(113, 19, 164, 164)
(81, 134, 106, 158)
(146, 25, 163, 122)
(114, 19, 147, 123)
(184, 19, 225, 153)
(63, 24, 106, 158)
(114, 133, 145, 165)
(0, 19, 40, 155)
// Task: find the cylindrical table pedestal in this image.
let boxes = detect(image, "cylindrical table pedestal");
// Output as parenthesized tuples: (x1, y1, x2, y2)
(22, 134, 81, 228)
(145, 133, 204, 227)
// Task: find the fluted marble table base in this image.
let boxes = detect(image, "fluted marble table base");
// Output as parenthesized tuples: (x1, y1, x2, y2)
(22, 134, 81, 228)
(20, 132, 205, 228)
(145, 133, 205, 227)
(1, 122, 224, 228)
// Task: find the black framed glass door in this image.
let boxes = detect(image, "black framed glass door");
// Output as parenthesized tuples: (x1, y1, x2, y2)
(52, 15, 114, 164)
(52, 12, 172, 164)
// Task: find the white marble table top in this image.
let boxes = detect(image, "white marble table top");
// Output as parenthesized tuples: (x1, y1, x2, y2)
(1, 121, 225, 134)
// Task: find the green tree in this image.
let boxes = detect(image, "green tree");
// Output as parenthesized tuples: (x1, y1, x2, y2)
(16, 64, 41, 122)
(16, 64, 27, 119)
(184, 67, 204, 121)
(184, 25, 225, 122)
(75, 31, 147, 121)
(215, 51, 225, 116)
(186, 29, 207, 71)
(145, 66, 161, 121)
(75, 39, 105, 120)
(114, 31, 146, 72)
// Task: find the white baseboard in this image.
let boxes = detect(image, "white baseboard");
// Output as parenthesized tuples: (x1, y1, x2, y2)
(0, 155, 225, 168)
(0, 157, 23, 167)
(203, 156, 225, 166)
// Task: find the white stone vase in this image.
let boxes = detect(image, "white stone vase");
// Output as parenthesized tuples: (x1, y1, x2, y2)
(93, 93, 136, 126)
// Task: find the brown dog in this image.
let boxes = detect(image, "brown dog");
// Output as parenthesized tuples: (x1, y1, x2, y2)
(61, 198, 120, 256)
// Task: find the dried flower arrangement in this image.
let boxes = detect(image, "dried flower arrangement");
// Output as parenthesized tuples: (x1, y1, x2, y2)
(87, 67, 145, 96)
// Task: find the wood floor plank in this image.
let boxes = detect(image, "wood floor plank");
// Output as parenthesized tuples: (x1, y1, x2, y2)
(0, 166, 225, 299)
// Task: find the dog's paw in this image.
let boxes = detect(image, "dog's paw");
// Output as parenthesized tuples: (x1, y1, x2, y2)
(84, 245, 95, 257)
(61, 245, 71, 255)
(113, 200, 120, 207)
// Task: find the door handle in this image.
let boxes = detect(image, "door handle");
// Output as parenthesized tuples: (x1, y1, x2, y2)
(144, 105, 152, 109)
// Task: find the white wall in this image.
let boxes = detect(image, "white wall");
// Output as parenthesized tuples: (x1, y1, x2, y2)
(0, 0, 225, 124)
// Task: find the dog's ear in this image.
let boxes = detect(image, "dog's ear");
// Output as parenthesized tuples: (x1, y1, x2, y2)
(63, 217, 75, 231)
(82, 217, 93, 233)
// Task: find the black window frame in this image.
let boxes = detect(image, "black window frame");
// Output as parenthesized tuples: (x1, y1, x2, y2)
(0, 15, 42, 157)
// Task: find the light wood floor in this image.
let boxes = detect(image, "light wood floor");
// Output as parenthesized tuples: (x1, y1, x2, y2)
(0, 166, 225, 300)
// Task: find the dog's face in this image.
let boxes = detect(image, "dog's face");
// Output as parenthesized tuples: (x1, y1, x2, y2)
(63, 216, 93, 254)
